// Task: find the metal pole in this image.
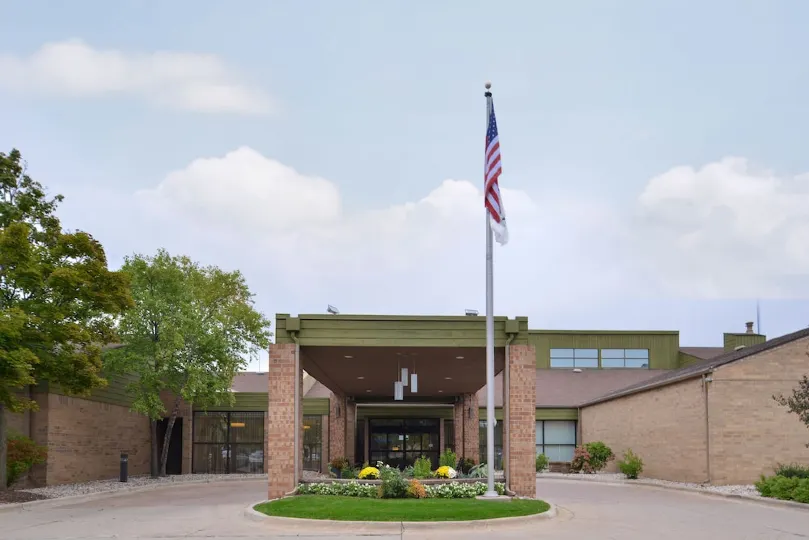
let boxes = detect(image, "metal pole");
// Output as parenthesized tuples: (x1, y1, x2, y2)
(485, 211, 497, 497)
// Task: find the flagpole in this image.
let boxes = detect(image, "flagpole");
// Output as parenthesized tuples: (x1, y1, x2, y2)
(484, 82, 497, 498)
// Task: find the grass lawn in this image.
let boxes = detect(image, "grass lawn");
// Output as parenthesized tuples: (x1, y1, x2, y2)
(255, 496, 551, 521)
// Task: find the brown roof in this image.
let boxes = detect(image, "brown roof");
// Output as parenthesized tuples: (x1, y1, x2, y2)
(679, 346, 725, 360)
(231, 372, 332, 398)
(477, 369, 666, 408)
(583, 327, 809, 407)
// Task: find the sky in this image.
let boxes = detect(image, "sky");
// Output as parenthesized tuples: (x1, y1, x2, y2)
(2, 0, 809, 370)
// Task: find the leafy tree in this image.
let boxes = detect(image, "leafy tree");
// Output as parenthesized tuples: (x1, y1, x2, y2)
(0, 148, 132, 489)
(106, 250, 271, 476)
(774, 374, 809, 447)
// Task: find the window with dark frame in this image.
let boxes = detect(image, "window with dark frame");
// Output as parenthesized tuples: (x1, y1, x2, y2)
(478, 420, 503, 470)
(600, 349, 649, 368)
(192, 411, 264, 474)
(535, 420, 577, 462)
(550, 348, 598, 368)
(550, 348, 650, 369)
(303, 415, 323, 472)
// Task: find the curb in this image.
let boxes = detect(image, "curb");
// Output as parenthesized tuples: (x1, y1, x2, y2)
(0, 476, 267, 514)
(244, 499, 557, 531)
(536, 476, 809, 512)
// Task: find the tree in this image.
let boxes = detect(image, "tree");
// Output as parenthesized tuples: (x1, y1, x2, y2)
(774, 374, 809, 447)
(0, 148, 133, 488)
(105, 250, 271, 476)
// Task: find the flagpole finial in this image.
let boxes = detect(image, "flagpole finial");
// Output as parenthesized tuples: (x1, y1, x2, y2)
(484, 81, 492, 90)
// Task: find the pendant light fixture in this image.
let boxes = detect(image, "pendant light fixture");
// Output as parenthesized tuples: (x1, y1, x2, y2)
(401, 367, 409, 387)
(410, 359, 418, 393)
(394, 381, 404, 401)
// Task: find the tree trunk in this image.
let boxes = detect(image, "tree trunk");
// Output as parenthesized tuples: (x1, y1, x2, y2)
(0, 403, 7, 490)
(159, 397, 182, 477)
(150, 419, 159, 478)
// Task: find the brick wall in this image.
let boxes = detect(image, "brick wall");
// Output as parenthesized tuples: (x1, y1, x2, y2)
(709, 337, 809, 484)
(507, 344, 536, 498)
(581, 378, 708, 483)
(329, 392, 346, 463)
(267, 343, 297, 499)
(44, 393, 151, 486)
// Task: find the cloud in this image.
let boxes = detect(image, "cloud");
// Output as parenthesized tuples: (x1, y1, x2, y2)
(0, 39, 271, 114)
(633, 157, 809, 298)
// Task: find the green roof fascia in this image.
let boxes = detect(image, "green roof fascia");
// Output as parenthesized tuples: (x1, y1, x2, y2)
(275, 313, 529, 347)
(535, 408, 579, 421)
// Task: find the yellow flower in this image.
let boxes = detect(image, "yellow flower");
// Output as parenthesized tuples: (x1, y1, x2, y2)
(435, 466, 457, 479)
(358, 466, 380, 479)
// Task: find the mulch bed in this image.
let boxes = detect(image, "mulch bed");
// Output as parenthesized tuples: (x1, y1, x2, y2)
(0, 490, 51, 504)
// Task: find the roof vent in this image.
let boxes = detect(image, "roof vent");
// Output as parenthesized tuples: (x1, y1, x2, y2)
(745, 321, 755, 334)
(465, 309, 479, 316)
(734, 345, 746, 351)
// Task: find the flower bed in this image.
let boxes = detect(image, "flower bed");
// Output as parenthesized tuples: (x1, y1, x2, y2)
(297, 480, 505, 499)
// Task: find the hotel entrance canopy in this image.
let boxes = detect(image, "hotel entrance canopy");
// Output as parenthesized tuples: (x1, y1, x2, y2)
(275, 314, 528, 399)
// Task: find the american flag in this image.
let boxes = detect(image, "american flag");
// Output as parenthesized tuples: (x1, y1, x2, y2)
(485, 94, 508, 245)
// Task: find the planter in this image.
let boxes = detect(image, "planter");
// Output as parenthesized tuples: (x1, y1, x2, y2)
(300, 475, 506, 486)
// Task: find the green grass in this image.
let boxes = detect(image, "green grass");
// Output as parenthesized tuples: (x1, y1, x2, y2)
(254, 496, 551, 522)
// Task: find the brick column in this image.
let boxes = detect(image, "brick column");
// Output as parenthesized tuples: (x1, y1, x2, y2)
(452, 393, 479, 462)
(268, 343, 298, 499)
(439, 418, 445, 456)
(507, 344, 536, 498)
(463, 393, 480, 462)
(329, 392, 346, 463)
(345, 401, 357, 465)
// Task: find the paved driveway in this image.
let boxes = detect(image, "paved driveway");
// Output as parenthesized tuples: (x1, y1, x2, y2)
(1, 478, 807, 539)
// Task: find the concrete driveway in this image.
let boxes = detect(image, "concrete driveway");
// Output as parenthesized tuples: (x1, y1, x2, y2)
(1, 477, 807, 539)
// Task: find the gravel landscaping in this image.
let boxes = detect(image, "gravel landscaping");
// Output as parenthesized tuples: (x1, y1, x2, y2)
(4, 473, 269, 502)
(537, 471, 760, 498)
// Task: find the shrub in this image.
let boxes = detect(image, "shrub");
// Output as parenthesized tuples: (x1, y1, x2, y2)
(412, 456, 432, 479)
(468, 463, 488, 478)
(6, 433, 47, 487)
(358, 466, 380, 480)
(425, 481, 505, 499)
(434, 466, 458, 479)
(342, 465, 359, 479)
(439, 449, 457, 468)
(329, 457, 349, 471)
(297, 481, 378, 498)
(570, 446, 595, 474)
(406, 479, 427, 499)
(402, 465, 415, 478)
(535, 453, 549, 472)
(617, 449, 644, 479)
(457, 457, 476, 474)
(584, 442, 615, 472)
(378, 463, 408, 499)
(774, 463, 809, 479)
(755, 475, 809, 503)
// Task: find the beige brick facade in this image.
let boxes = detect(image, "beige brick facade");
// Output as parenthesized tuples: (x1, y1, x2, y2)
(708, 337, 809, 484)
(267, 343, 298, 499)
(41, 393, 151, 486)
(507, 344, 536, 498)
(582, 335, 809, 485)
(582, 377, 709, 483)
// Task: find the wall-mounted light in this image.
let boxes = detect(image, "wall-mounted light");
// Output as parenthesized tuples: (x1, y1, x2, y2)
(468, 407, 473, 419)
(336, 404, 341, 418)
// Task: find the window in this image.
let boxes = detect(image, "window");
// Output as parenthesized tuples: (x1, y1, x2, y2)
(303, 415, 322, 472)
(535, 420, 576, 462)
(193, 411, 264, 474)
(550, 348, 598, 368)
(479, 420, 503, 470)
(601, 349, 649, 368)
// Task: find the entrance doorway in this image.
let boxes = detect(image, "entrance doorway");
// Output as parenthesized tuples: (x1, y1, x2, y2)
(368, 419, 440, 469)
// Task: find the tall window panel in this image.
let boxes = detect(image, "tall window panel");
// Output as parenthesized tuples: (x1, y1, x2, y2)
(192, 411, 264, 474)
(478, 420, 504, 470)
(601, 349, 649, 368)
(443, 420, 455, 454)
(303, 415, 323, 472)
(550, 349, 598, 368)
(535, 420, 577, 462)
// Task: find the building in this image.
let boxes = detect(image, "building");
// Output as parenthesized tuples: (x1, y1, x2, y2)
(6, 314, 808, 493)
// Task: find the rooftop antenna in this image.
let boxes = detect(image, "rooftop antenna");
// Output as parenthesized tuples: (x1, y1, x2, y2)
(756, 299, 761, 335)
(327, 305, 340, 315)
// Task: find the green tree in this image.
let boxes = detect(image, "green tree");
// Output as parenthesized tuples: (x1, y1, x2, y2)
(106, 250, 271, 476)
(774, 374, 809, 447)
(0, 148, 132, 488)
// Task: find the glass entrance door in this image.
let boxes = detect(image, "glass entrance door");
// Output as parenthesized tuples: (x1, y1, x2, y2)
(368, 419, 440, 469)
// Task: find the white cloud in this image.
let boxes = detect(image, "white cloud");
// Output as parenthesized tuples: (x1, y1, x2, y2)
(634, 157, 809, 298)
(0, 39, 271, 114)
